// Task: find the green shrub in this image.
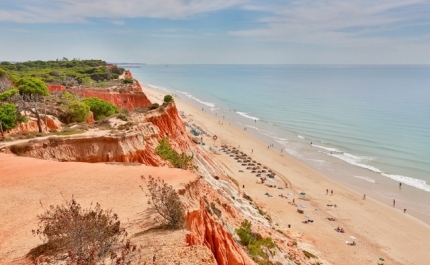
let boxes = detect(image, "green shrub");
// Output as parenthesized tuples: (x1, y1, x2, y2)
(0, 103, 17, 132)
(155, 138, 194, 169)
(67, 101, 91, 123)
(123, 78, 133, 84)
(61, 90, 78, 103)
(82, 97, 119, 120)
(163, 95, 173, 103)
(149, 103, 160, 110)
(235, 219, 276, 264)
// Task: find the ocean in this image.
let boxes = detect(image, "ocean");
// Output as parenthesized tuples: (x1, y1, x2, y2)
(127, 64, 430, 221)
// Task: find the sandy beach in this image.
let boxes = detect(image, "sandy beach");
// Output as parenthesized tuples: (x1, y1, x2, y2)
(142, 84, 430, 265)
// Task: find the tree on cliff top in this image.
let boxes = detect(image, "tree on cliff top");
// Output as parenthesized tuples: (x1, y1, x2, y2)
(14, 77, 49, 133)
(81, 97, 118, 120)
(0, 103, 17, 137)
(163, 94, 173, 103)
(60, 91, 91, 123)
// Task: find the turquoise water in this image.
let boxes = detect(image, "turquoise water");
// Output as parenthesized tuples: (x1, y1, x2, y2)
(129, 64, 430, 197)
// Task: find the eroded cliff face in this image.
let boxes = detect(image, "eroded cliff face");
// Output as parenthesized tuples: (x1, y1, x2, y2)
(48, 84, 151, 111)
(138, 102, 191, 153)
(6, 115, 62, 135)
(186, 199, 255, 265)
(9, 124, 158, 164)
(8, 102, 193, 167)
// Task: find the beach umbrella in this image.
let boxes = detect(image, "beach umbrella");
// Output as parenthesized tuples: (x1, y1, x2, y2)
(328, 199, 333, 202)
(300, 192, 306, 196)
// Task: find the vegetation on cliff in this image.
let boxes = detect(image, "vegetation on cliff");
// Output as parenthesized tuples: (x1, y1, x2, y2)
(0, 59, 125, 85)
(28, 199, 133, 265)
(0, 75, 50, 134)
(155, 138, 194, 169)
(236, 219, 276, 265)
(141, 175, 185, 229)
(163, 94, 173, 103)
(81, 97, 119, 120)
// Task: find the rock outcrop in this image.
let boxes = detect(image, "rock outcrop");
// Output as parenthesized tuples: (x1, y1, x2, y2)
(6, 115, 62, 135)
(186, 198, 255, 265)
(7, 102, 193, 167)
(137, 102, 191, 153)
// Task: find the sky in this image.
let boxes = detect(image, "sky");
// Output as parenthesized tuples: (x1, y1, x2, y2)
(1, 0, 430, 64)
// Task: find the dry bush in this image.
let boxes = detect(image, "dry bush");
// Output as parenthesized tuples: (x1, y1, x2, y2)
(141, 175, 185, 229)
(28, 198, 130, 265)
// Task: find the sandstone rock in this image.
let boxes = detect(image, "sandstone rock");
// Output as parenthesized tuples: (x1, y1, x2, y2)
(186, 199, 255, 265)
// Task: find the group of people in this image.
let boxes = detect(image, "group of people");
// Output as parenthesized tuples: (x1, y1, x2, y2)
(335, 227, 345, 233)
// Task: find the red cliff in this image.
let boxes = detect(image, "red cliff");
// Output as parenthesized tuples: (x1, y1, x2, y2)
(186, 198, 255, 265)
(7, 101, 193, 167)
(48, 83, 152, 111)
(140, 101, 191, 153)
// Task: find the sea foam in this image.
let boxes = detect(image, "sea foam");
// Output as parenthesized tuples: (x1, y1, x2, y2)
(312, 144, 341, 153)
(353, 176, 376, 183)
(382, 173, 430, 192)
(147, 84, 170, 92)
(236, 111, 259, 121)
(177, 91, 215, 108)
(331, 153, 382, 173)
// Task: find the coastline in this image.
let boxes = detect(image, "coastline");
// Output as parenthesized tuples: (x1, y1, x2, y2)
(141, 83, 430, 264)
(134, 65, 430, 225)
(141, 81, 430, 225)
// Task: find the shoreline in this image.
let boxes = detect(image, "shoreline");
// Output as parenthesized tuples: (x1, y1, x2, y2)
(141, 82, 430, 264)
(141, 82, 430, 225)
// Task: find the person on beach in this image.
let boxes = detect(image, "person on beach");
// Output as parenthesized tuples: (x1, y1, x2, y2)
(252, 149, 253, 153)
(331, 190, 333, 196)
(393, 199, 395, 207)
(326, 189, 329, 195)
(363, 194, 366, 200)
(399, 182, 402, 189)
(404, 208, 406, 213)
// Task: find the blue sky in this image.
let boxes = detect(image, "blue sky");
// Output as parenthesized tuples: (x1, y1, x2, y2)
(1, 0, 430, 64)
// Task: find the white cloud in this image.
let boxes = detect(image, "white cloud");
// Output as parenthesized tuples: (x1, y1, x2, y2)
(0, 0, 245, 23)
(231, 0, 430, 47)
